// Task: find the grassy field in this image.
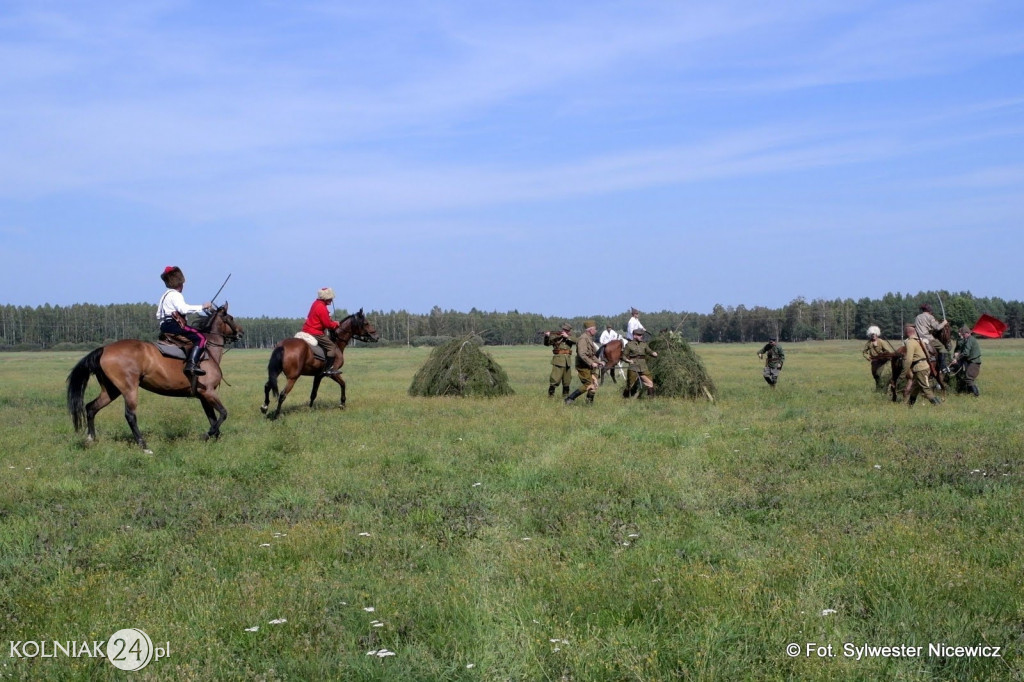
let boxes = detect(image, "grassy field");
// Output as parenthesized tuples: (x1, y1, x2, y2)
(1, 341, 1023, 680)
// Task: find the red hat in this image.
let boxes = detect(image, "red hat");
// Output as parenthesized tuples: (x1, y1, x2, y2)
(160, 266, 184, 288)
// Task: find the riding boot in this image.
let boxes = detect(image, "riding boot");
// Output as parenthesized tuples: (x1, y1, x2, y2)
(971, 385, 980, 397)
(322, 355, 341, 376)
(184, 346, 206, 376)
(548, 385, 556, 397)
(929, 397, 942, 405)
(629, 381, 640, 397)
(907, 395, 917, 407)
(562, 386, 571, 398)
(585, 392, 594, 405)
(564, 390, 582, 405)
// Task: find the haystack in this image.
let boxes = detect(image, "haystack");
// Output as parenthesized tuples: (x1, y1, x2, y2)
(409, 334, 514, 397)
(647, 331, 717, 401)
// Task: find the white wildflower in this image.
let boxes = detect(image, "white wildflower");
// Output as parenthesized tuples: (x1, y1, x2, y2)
(820, 609, 837, 616)
(269, 618, 287, 625)
(244, 626, 259, 632)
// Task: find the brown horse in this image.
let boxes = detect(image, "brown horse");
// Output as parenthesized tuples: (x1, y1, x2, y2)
(261, 308, 378, 418)
(67, 304, 243, 453)
(598, 339, 627, 384)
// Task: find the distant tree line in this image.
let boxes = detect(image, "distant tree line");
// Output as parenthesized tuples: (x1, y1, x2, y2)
(1, 292, 1021, 351)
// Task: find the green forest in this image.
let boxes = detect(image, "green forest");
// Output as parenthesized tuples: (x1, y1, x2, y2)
(1, 291, 1020, 350)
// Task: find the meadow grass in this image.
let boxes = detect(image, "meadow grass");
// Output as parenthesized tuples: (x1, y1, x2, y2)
(1, 342, 1022, 680)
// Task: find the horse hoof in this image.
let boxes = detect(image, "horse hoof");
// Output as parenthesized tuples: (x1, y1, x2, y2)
(259, 405, 268, 414)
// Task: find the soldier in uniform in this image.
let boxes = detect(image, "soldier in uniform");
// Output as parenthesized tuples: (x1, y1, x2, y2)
(543, 323, 576, 397)
(623, 331, 659, 398)
(950, 325, 982, 397)
(862, 325, 896, 391)
(565, 320, 601, 405)
(904, 325, 942, 406)
(757, 338, 785, 388)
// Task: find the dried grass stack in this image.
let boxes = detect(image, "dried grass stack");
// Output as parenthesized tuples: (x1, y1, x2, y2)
(648, 331, 717, 401)
(408, 334, 515, 397)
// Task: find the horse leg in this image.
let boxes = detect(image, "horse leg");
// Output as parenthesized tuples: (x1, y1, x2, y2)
(309, 375, 324, 407)
(330, 374, 347, 409)
(120, 387, 150, 453)
(271, 376, 299, 419)
(198, 393, 227, 440)
(85, 384, 120, 443)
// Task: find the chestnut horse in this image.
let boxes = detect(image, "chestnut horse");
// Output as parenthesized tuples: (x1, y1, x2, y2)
(598, 339, 627, 384)
(66, 304, 243, 453)
(261, 308, 378, 418)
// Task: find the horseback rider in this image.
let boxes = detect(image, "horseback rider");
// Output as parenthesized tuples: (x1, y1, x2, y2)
(914, 303, 951, 380)
(626, 308, 646, 341)
(156, 266, 212, 376)
(302, 287, 342, 376)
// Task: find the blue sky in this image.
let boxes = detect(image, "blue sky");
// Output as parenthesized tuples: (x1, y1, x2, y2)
(1, 1, 1022, 318)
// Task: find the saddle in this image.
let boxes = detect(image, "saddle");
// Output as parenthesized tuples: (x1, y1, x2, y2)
(293, 331, 329, 363)
(157, 333, 193, 360)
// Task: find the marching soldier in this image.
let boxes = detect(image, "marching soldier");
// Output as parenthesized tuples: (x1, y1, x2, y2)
(543, 323, 576, 397)
(565, 320, 601, 405)
(904, 325, 942, 406)
(757, 338, 785, 388)
(623, 331, 659, 398)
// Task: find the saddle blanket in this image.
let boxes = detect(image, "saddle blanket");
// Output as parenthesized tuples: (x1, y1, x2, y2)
(156, 342, 187, 360)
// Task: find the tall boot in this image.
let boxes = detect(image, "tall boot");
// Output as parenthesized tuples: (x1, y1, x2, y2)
(548, 385, 556, 397)
(564, 389, 582, 405)
(322, 355, 341, 376)
(929, 397, 942, 405)
(585, 392, 595, 405)
(562, 386, 571, 398)
(970, 385, 980, 397)
(907, 395, 917, 407)
(184, 346, 206, 376)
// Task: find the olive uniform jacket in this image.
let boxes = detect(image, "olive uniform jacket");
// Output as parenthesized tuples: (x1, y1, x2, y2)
(544, 334, 576, 368)
(575, 332, 599, 370)
(759, 343, 785, 369)
(624, 339, 656, 375)
(904, 337, 930, 375)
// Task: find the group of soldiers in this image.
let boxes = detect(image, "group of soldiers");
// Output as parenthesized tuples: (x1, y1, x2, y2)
(543, 308, 657, 405)
(862, 303, 983, 405)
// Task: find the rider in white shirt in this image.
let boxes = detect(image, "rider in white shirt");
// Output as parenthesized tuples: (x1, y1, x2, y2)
(156, 266, 212, 376)
(626, 308, 646, 341)
(599, 325, 621, 346)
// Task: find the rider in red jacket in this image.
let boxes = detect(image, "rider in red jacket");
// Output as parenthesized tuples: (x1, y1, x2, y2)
(302, 287, 341, 375)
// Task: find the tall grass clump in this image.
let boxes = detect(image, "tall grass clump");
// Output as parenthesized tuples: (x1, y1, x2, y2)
(408, 334, 514, 397)
(648, 331, 717, 400)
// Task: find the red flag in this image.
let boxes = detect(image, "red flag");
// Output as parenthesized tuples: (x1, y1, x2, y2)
(972, 314, 1007, 339)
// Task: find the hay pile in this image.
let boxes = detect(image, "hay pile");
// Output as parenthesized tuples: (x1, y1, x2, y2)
(647, 331, 717, 401)
(409, 334, 514, 397)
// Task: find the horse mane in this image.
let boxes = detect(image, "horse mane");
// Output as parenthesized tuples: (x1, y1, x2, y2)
(193, 308, 223, 333)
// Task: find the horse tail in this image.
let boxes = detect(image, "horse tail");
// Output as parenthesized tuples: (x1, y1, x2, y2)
(67, 348, 103, 431)
(266, 345, 285, 398)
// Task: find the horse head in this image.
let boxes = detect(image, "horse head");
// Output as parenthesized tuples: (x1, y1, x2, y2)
(198, 302, 244, 343)
(351, 308, 379, 343)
